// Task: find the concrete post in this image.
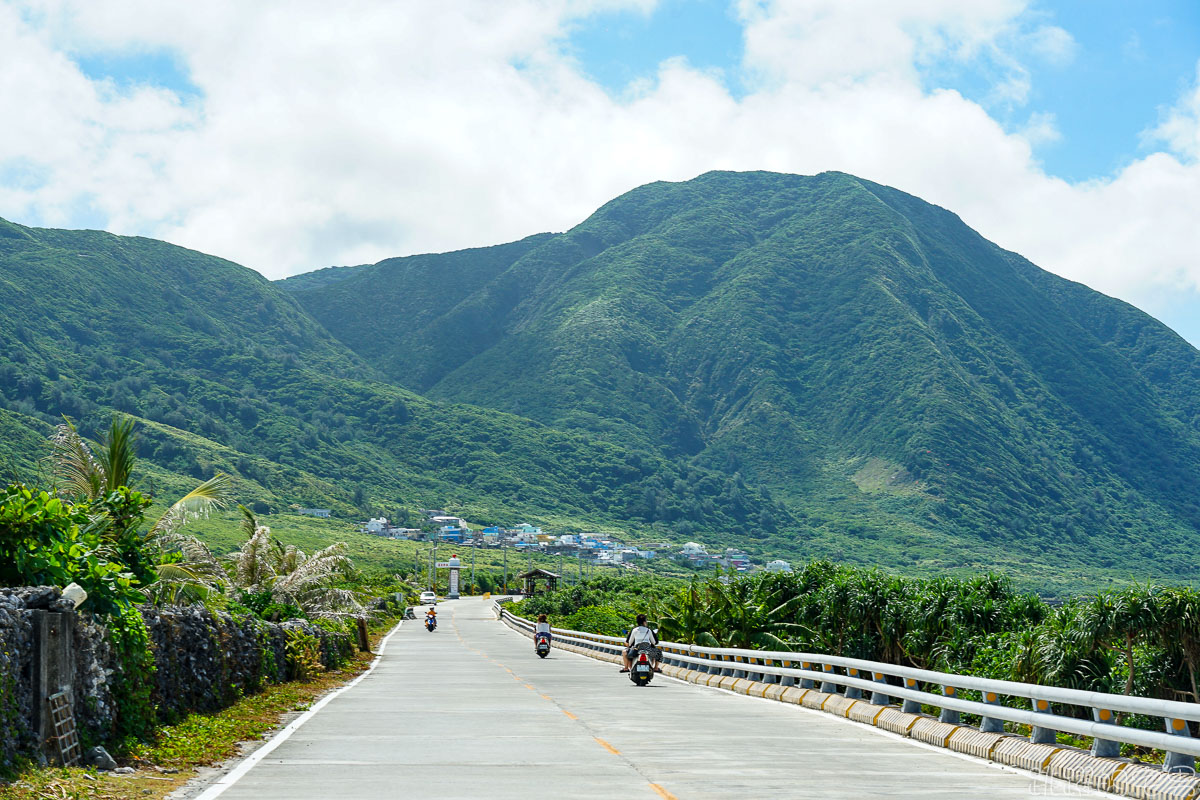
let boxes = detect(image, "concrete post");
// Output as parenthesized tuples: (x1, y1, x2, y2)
(980, 691, 1005, 733)
(819, 663, 838, 694)
(746, 658, 764, 683)
(31, 610, 75, 760)
(779, 661, 796, 687)
(844, 667, 863, 700)
(1088, 708, 1120, 758)
(901, 678, 922, 714)
(870, 671, 891, 706)
(1164, 718, 1195, 774)
(938, 686, 960, 724)
(733, 656, 748, 680)
(720, 654, 735, 677)
(355, 618, 370, 652)
(799, 662, 816, 690)
(1030, 698, 1056, 744)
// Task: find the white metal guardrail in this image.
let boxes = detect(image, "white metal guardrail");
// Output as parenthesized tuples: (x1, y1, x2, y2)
(497, 602, 1200, 769)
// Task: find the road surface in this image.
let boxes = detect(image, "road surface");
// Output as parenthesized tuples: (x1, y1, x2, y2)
(211, 596, 1099, 799)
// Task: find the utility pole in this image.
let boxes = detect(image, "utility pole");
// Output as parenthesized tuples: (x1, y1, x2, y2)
(429, 541, 437, 591)
(502, 537, 508, 595)
(578, 551, 583, 584)
(470, 544, 476, 593)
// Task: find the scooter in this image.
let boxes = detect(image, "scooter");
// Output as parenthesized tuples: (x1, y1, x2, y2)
(629, 644, 654, 687)
(535, 633, 551, 658)
(425, 614, 437, 632)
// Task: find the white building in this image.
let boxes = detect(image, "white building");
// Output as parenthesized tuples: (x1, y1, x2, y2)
(298, 508, 331, 518)
(680, 541, 707, 555)
(765, 560, 793, 573)
(364, 517, 388, 534)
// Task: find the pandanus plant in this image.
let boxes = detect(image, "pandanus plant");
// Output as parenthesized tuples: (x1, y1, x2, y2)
(228, 506, 363, 619)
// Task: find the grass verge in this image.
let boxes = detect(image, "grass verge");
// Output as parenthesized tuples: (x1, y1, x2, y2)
(0, 625, 393, 800)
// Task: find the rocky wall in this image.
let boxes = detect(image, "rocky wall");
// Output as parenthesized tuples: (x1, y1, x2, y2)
(0, 586, 354, 770)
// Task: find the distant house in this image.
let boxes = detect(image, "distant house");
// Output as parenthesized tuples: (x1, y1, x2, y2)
(364, 517, 388, 534)
(439, 525, 467, 543)
(298, 508, 331, 518)
(766, 560, 792, 573)
(680, 541, 707, 555)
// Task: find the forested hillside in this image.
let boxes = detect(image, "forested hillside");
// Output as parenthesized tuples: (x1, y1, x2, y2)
(0, 216, 776, 535)
(4, 169, 1200, 593)
(284, 171, 1200, 588)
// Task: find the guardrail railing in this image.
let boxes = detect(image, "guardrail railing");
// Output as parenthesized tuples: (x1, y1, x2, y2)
(497, 603, 1200, 771)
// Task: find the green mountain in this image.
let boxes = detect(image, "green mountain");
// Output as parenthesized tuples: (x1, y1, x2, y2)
(0, 217, 773, 536)
(284, 171, 1200, 589)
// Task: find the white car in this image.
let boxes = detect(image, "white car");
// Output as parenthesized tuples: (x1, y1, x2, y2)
(419, 591, 438, 605)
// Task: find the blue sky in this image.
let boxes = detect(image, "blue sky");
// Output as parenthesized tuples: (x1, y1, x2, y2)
(567, 0, 1200, 183)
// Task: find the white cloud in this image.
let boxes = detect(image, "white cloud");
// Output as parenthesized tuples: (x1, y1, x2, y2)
(1, 0, 1199, 347)
(1152, 63, 1200, 162)
(1026, 25, 1076, 66)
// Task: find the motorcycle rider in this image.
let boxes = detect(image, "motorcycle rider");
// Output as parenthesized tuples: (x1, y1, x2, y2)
(621, 613, 661, 673)
(425, 607, 437, 628)
(535, 613, 552, 644)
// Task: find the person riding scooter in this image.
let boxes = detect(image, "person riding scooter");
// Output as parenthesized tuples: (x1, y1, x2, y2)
(425, 607, 437, 631)
(621, 614, 661, 673)
(535, 614, 552, 644)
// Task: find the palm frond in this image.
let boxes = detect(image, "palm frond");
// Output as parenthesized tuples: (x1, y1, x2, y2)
(49, 420, 104, 500)
(231, 526, 277, 592)
(149, 473, 233, 540)
(98, 416, 138, 494)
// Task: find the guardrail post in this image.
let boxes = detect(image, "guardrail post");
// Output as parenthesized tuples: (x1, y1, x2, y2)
(938, 686, 960, 724)
(1164, 718, 1195, 774)
(844, 667, 863, 700)
(747, 658, 764, 683)
(1089, 708, 1120, 758)
(780, 661, 795, 687)
(721, 654, 735, 677)
(901, 678, 922, 714)
(1030, 699, 1056, 744)
(980, 691, 1005, 733)
(820, 663, 838, 693)
(870, 672, 891, 706)
(799, 662, 815, 690)
(734, 656, 748, 680)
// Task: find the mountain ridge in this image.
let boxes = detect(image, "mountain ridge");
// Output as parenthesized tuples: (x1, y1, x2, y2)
(283, 170, 1200, 584)
(2, 168, 1198, 593)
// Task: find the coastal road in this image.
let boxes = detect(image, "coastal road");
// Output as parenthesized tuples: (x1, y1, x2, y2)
(210, 596, 1101, 799)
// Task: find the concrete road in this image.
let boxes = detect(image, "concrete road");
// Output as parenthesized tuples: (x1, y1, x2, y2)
(212, 596, 1100, 799)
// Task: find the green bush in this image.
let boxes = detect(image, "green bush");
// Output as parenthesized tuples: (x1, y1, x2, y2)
(0, 482, 144, 614)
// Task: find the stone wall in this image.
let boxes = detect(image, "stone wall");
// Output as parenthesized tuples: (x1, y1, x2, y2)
(0, 586, 354, 771)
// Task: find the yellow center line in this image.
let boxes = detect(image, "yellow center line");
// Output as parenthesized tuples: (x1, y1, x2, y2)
(594, 737, 620, 755)
(649, 783, 678, 799)
(524, 683, 535, 690)
(562, 710, 578, 720)
(540, 694, 552, 701)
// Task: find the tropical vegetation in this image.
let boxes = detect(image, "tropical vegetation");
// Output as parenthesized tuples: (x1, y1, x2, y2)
(523, 565, 1200, 729)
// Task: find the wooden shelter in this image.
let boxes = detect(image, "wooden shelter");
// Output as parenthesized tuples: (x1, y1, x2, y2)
(517, 568, 559, 596)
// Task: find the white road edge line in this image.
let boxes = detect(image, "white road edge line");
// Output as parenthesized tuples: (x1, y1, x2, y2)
(191, 619, 405, 800)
